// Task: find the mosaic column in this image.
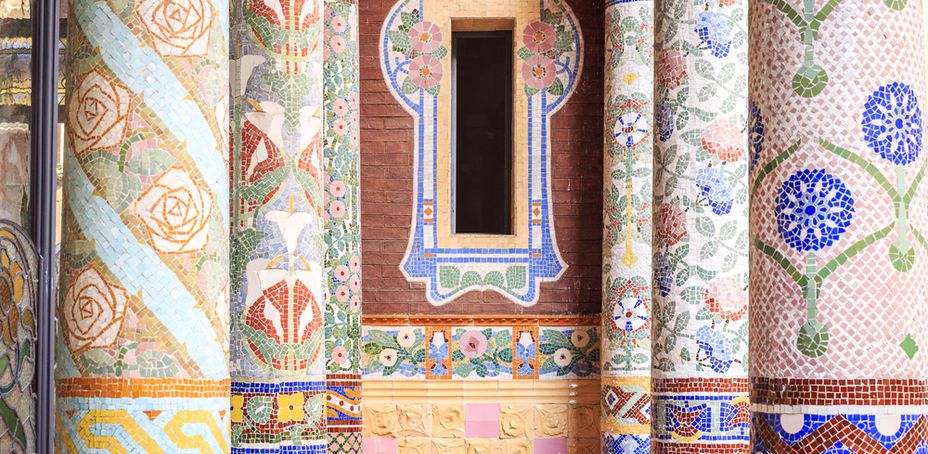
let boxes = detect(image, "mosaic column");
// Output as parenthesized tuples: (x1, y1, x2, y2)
(55, 0, 231, 451)
(749, 0, 928, 450)
(600, 0, 654, 452)
(230, 0, 328, 451)
(651, 0, 750, 450)
(323, 1, 363, 452)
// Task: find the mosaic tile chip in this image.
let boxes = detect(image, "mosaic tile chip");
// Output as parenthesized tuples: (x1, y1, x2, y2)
(539, 327, 600, 379)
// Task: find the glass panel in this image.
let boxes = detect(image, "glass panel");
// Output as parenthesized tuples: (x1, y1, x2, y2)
(453, 31, 513, 235)
(0, 0, 32, 227)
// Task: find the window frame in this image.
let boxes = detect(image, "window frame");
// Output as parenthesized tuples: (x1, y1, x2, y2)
(450, 29, 514, 236)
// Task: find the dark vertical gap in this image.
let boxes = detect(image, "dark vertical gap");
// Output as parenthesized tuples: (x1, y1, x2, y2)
(452, 31, 512, 235)
(30, 0, 60, 451)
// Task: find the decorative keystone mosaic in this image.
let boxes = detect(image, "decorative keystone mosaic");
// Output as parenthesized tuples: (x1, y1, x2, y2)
(362, 322, 599, 381)
(230, 0, 329, 451)
(601, 0, 654, 450)
(57, 0, 231, 450)
(379, 0, 582, 306)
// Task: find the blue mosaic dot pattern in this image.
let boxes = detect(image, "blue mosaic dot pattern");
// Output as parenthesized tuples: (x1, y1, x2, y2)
(862, 81, 923, 165)
(775, 169, 855, 252)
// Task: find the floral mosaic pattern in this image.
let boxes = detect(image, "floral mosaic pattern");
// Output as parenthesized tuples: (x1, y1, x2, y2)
(751, 0, 928, 450)
(652, 0, 750, 448)
(601, 0, 654, 449)
(0, 221, 36, 452)
(57, 0, 231, 450)
(230, 0, 328, 450)
(323, 1, 363, 451)
(362, 324, 599, 381)
(380, 0, 581, 305)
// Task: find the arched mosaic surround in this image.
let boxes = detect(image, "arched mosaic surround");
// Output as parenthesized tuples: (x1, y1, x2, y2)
(380, 0, 583, 306)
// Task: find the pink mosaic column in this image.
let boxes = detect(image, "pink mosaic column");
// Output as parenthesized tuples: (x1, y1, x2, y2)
(749, 0, 928, 450)
(323, 0, 363, 452)
(651, 0, 751, 450)
(600, 0, 654, 451)
(230, 0, 328, 451)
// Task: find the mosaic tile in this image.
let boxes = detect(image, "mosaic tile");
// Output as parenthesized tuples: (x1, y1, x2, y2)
(362, 326, 427, 379)
(538, 327, 600, 379)
(379, 0, 581, 306)
(451, 327, 513, 379)
(57, 0, 231, 449)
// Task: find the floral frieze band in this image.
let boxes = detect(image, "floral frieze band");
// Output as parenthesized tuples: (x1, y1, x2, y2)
(380, 0, 582, 306)
(362, 316, 600, 381)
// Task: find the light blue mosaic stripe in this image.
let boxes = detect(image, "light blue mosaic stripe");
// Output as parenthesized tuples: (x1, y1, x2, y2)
(73, 0, 229, 223)
(65, 156, 228, 378)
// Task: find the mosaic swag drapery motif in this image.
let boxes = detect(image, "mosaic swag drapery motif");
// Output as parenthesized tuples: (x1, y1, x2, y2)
(57, 0, 232, 451)
(600, 0, 654, 452)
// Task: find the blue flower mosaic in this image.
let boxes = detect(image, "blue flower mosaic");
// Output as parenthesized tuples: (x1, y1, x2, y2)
(657, 100, 674, 142)
(696, 167, 734, 215)
(696, 326, 733, 373)
(862, 82, 923, 165)
(775, 169, 855, 252)
(654, 252, 673, 297)
(695, 12, 732, 58)
(750, 100, 765, 171)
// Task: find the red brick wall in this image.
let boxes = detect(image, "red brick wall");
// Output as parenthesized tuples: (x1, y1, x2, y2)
(359, 0, 604, 315)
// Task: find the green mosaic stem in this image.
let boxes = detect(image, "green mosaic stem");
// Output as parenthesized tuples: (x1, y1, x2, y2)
(803, 252, 818, 322)
(820, 138, 898, 200)
(893, 166, 912, 252)
(817, 222, 896, 281)
(752, 140, 802, 195)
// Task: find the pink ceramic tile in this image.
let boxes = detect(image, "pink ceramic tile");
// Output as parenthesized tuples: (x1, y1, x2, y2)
(534, 438, 568, 453)
(363, 436, 398, 454)
(464, 403, 500, 437)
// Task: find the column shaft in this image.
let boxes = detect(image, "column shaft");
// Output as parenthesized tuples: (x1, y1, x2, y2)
(323, 0, 363, 452)
(601, 0, 654, 452)
(56, 0, 231, 450)
(749, 0, 928, 450)
(652, 0, 751, 450)
(230, 0, 328, 450)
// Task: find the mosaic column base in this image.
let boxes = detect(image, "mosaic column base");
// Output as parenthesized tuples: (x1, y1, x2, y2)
(652, 378, 750, 453)
(55, 378, 230, 452)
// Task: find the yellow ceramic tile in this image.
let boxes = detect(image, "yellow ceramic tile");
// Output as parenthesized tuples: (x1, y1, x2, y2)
(499, 405, 533, 439)
(534, 404, 568, 438)
(399, 404, 433, 438)
(432, 438, 467, 454)
(433, 404, 465, 439)
(464, 438, 499, 454)
(568, 437, 599, 454)
(501, 438, 533, 454)
(364, 404, 398, 437)
(568, 404, 599, 439)
(399, 437, 431, 454)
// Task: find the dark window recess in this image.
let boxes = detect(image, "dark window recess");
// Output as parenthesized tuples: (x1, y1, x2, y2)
(452, 31, 513, 235)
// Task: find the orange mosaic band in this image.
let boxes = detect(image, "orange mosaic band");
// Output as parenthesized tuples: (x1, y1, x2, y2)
(56, 378, 231, 399)
(654, 442, 752, 453)
(362, 314, 600, 326)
